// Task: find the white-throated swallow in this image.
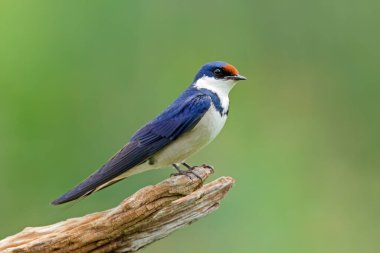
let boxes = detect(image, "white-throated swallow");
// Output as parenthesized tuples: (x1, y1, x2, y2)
(52, 61, 246, 205)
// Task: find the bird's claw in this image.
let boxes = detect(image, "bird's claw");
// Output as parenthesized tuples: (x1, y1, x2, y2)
(183, 162, 214, 174)
(170, 170, 203, 181)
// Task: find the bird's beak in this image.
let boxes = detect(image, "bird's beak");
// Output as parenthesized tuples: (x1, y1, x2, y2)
(225, 75, 247, 81)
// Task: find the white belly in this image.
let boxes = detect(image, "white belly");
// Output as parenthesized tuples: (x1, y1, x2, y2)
(152, 105, 227, 167)
(110, 105, 227, 182)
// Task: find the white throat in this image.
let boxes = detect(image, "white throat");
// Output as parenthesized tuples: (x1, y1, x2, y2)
(193, 76, 236, 114)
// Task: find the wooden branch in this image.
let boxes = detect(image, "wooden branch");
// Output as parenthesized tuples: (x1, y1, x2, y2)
(0, 166, 235, 253)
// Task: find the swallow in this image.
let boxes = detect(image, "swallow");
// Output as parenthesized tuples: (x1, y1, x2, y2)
(52, 61, 246, 205)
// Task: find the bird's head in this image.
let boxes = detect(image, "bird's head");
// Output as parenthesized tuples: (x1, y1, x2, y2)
(192, 61, 246, 95)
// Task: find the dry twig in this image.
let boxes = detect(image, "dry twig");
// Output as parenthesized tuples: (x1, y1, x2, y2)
(0, 166, 235, 253)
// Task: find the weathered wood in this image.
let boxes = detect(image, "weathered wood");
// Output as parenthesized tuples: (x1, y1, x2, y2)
(0, 166, 235, 253)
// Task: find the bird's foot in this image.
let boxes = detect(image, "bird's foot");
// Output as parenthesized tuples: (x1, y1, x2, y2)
(182, 162, 214, 173)
(171, 163, 203, 181)
(170, 170, 202, 181)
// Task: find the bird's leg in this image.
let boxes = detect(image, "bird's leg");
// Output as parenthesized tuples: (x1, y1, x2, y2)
(182, 162, 214, 174)
(172, 164, 185, 173)
(181, 162, 203, 180)
(171, 164, 202, 181)
(182, 162, 193, 170)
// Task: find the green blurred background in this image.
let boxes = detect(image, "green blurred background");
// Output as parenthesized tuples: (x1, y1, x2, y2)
(0, 0, 379, 252)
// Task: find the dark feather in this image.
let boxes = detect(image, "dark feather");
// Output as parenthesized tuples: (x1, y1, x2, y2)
(51, 91, 211, 205)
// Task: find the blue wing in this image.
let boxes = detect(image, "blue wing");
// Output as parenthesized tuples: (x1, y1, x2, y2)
(52, 93, 211, 205)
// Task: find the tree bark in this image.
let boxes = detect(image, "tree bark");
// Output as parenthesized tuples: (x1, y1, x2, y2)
(0, 166, 235, 253)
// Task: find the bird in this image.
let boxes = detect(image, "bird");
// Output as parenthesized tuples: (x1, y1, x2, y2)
(52, 61, 246, 205)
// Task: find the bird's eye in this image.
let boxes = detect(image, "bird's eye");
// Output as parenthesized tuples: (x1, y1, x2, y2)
(213, 68, 222, 77)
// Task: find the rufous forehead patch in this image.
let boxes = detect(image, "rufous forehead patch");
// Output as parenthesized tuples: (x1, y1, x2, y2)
(223, 64, 239, 76)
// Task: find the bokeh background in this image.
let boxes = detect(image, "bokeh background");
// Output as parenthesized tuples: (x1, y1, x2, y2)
(0, 0, 379, 252)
